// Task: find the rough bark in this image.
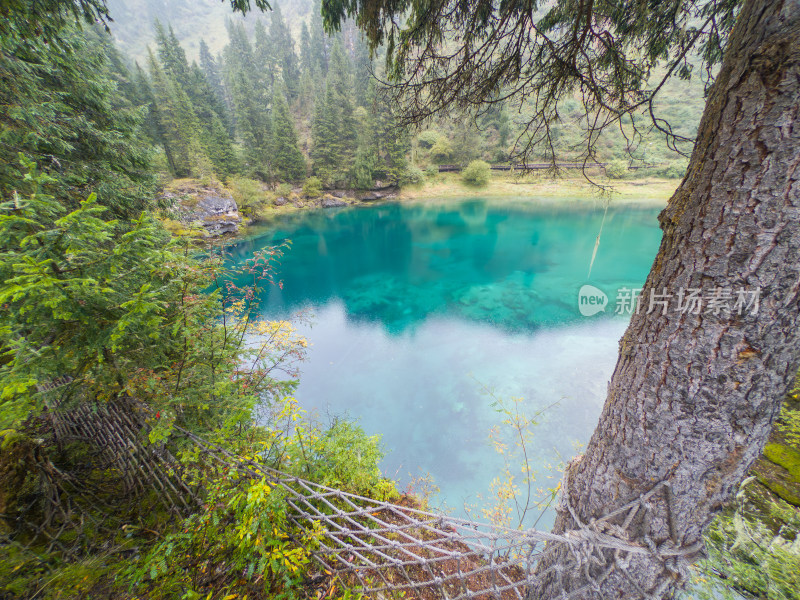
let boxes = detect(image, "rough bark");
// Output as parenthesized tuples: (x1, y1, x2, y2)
(534, 0, 800, 597)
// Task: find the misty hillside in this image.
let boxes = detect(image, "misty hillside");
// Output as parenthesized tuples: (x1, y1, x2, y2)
(107, 0, 314, 61)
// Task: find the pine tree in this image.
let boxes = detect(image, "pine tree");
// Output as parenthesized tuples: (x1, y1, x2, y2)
(326, 39, 358, 171)
(352, 34, 372, 108)
(229, 66, 272, 180)
(201, 111, 240, 177)
(187, 63, 239, 175)
(478, 103, 511, 160)
(327, 37, 352, 102)
(199, 39, 230, 122)
(151, 21, 242, 177)
(311, 83, 341, 185)
(351, 107, 378, 189)
(269, 4, 301, 101)
(100, 31, 141, 107)
(0, 23, 154, 217)
(253, 20, 275, 103)
(153, 21, 192, 90)
(300, 22, 314, 76)
(132, 62, 168, 149)
(298, 19, 320, 117)
(222, 21, 273, 179)
(224, 21, 259, 87)
(147, 50, 211, 178)
(309, 36, 363, 186)
(349, 81, 407, 186)
(271, 84, 306, 181)
(372, 88, 408, 183)
(310, 0, 329, 75)
(147, 52, 189, 176)
(298, 69, 316, 117)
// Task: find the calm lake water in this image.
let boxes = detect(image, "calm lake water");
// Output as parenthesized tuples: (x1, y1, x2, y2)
(227, 197, 663, 526)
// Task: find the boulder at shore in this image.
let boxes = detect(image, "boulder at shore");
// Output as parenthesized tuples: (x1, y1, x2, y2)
(321, 196, 348, 208)
(160, 180, 242, 237)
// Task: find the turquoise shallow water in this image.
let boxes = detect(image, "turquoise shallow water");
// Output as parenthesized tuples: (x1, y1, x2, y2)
(227, 197, 663, 526)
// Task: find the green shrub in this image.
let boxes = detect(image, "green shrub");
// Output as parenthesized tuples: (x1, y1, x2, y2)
(605, 160, 629, 179)
(400, 165, 425, 186)
(665, 162, 688, 179)
(306, 418, 388, 495)
(302, 176, 323, 198)
(130, 469, 320, 598)
(417, 129, 441, 149)
(462, 159, 491, 186)
(425, 164, 440, 179)
(127, 403, 399, 598)
(276, 182, 293, 197)
(430, 138, 453, 164)
(228, 175, 269, 215)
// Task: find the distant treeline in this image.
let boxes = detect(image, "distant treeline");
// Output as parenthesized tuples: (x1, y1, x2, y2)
(137, 1, 406, 189)
(128, 0, 703, 189)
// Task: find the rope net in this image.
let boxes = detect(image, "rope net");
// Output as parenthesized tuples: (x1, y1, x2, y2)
(42, 388, 195, 515)
(38, 390, 699, 599)
(181, 429, 700, 600)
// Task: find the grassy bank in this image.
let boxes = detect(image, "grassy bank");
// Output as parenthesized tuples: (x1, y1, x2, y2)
(398, 171, 679, 205)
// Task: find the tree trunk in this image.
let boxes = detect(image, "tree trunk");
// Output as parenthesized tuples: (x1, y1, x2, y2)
(534, 0, 800, 598)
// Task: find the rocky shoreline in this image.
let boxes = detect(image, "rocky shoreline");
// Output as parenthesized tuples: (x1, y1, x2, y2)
(159, 179, 399, 238)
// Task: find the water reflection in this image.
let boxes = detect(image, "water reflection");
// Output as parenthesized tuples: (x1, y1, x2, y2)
(229, 199, 662, 335)
(290, 304, 630, 526)
(226, 198, 663, 524)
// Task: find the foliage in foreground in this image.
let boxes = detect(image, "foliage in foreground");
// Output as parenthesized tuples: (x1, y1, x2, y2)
(0, 157, 297, 431)
(0, 21, 155, 219)
(0, 161, 396, 599)
(129, 401, 392, 600)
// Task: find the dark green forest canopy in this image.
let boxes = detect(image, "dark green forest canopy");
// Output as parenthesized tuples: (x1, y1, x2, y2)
(0, 22, 155, 217)
(320, 0, 740, 162)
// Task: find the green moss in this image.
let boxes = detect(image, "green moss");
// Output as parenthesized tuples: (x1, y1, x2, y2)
(755, 472, 800, 507)
(698, 476, 800, 600)
(160, 218, 199, 237)
(0, 429, 24, 451)
(764, 443, 800, 482)
(777, 405, 800, 446)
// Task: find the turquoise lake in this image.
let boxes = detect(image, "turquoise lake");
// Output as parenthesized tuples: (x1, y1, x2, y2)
(227, 197, 664, 526)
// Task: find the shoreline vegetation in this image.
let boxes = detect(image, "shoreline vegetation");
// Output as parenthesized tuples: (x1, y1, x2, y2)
(211, 172, 678, 236)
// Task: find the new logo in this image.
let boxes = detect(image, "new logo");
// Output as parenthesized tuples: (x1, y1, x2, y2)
(578, 284, 608, 317)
